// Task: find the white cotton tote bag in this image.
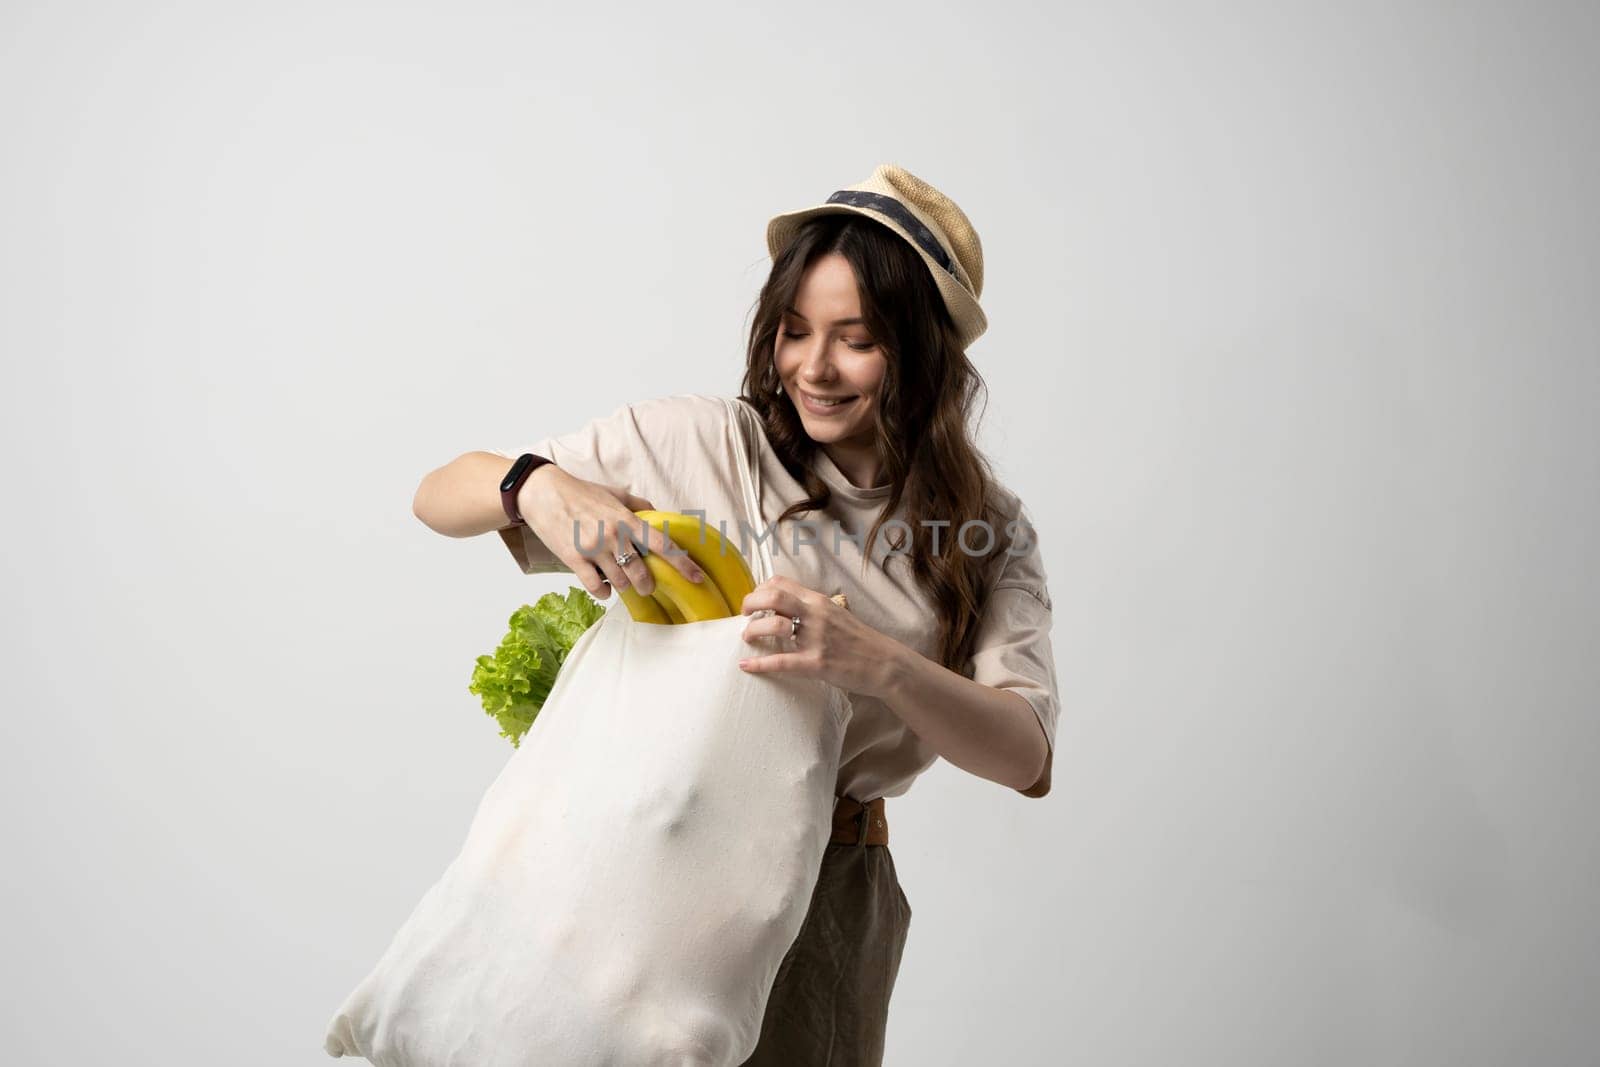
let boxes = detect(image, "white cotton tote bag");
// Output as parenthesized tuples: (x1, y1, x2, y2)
(324, 397, 853, 1067)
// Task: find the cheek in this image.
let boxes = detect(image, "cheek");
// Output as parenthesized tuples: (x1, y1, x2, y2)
(772, 341, 796, 378)
(852, 359, 888, 397)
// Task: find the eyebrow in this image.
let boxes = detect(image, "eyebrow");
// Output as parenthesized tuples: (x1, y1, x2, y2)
(785, 306, 866, 327)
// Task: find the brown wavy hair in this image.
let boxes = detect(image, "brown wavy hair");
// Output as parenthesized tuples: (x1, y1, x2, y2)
(738, 213, 1011, 674)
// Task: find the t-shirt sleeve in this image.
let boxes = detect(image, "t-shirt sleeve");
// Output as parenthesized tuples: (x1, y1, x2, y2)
(485, 393, 730, 575)
(967, 499, 1060, 798)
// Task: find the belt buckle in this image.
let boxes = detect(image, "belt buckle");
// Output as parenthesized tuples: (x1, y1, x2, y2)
(856, 800, 872, 848)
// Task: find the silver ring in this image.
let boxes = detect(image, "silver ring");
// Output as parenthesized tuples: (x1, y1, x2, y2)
(790, 615, 801, 639)
(616, 550, 635, 567)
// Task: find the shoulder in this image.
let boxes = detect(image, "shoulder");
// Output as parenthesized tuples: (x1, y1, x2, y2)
(982, 478, 1052, 610)
(611, 392, 741, 444)
(981, 477, 1033, 550)
(619, 391, 732, 426)
(983, 476, 1024, 524)
(642, 392, 770, 452)
(607, 393, 774, 474)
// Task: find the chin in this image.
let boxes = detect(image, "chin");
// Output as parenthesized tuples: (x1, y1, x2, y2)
(798, 415, 846, 440)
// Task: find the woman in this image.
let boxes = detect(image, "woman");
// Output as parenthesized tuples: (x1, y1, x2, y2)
(414, 163, 1059, 1065)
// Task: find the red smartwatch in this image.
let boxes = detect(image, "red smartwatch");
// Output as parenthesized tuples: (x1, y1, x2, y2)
(500, 453, 555, 527)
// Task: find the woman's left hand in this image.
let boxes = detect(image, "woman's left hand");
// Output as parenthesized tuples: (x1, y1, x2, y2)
(737, 576, 906, 699)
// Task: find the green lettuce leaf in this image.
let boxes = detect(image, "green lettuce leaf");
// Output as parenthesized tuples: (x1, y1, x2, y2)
(468, 586, 607, 747)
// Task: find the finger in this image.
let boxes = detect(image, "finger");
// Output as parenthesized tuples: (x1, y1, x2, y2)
(737, 651, 812, 675)
(740, 585, 803, 618)
(766, 574, 816, 599)
(587, 530, 632, 593)
(612, 515, 662, 595)
(634, 516, 707, 586)
(663, 540, 707, 585)
(587, 514, 644, 594)
(610, 521, 656, 593)
(740, 580, 776, 612)
(752, 575, 824, 610)
(610, 514, 700, 594)
(573, 556, 612, 600)
(741, 615, 794, 644)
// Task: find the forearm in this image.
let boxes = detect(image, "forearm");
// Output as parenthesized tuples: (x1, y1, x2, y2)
(413, 451, 554, 538)
(874, 645, 1048, 793)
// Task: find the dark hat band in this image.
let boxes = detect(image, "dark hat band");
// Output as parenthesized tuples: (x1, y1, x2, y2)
(824, 189, 960, 285)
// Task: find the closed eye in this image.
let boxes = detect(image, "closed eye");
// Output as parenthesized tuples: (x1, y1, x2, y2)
(781, 330, 876, 352)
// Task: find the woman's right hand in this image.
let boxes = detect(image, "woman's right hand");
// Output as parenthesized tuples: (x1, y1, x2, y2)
(517, 466, 706, 600)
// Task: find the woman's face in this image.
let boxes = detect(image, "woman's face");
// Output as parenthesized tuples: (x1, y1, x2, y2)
(774, 252, 888, 451)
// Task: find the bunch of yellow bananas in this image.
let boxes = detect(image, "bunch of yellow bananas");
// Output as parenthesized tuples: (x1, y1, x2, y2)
(616, 511, 758, 625)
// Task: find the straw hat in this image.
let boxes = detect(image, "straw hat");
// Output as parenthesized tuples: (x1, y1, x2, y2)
(765, 163, 989, 349)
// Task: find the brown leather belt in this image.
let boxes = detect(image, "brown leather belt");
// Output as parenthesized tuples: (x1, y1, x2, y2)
(830, 795, 889, 847)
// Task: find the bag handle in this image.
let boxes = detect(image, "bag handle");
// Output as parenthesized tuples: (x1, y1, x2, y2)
(721, 398, 853, 618)
(721, 396, 776, 585)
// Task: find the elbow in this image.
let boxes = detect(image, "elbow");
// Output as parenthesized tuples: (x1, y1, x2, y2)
(412, 467, 451, 533)
(412, 452, 505, 537)
(1013, 702, 1052, 798)
(411, 473, 435, 530)
(411, 452, 476, 532)
(1017, 738, 1051, 798)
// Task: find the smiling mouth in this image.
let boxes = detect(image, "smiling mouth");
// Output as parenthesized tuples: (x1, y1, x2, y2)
(802, 391, 856, 407)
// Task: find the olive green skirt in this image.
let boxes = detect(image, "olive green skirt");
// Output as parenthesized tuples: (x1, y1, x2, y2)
(737, 841, 913, 1066)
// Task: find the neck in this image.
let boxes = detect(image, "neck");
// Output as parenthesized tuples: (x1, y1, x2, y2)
(823, 437, 885, 490)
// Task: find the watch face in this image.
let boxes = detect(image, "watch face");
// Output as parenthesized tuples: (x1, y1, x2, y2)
(500, 453, 534, 493)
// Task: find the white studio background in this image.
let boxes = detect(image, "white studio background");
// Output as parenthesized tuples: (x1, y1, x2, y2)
(3, 3, 1596, 1065)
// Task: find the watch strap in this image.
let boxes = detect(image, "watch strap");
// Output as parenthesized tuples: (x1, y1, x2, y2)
(500, 453, 554, 527)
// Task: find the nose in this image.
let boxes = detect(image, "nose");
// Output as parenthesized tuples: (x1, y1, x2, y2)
(797, 336, 838, 385)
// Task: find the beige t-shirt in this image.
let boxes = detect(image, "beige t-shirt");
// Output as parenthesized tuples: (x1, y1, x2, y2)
(490, 392, 1059, 801)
